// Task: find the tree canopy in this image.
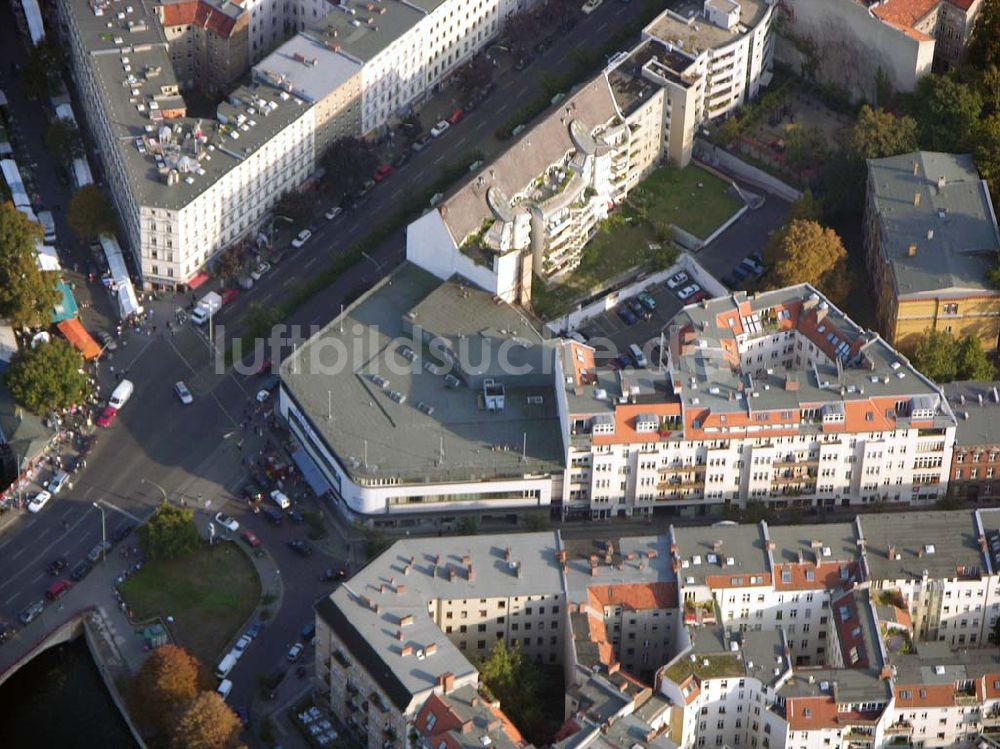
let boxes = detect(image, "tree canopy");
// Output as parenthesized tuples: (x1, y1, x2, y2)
(477, 640, 542, 741)
(130, 645, 209, 733)
(23, 42, 64, 99)
(976, 114, 1000, 208)
(67, 185, 117, 241)
(846, 106, 919, 161)
(762, 219, 850, 304)
(170, 691, 243, 749)
(967, 0, 1000, 68)
(140, 502, 201, 561)
(321, 137, 378, 201)
(453, 55, 493, 97)
(0, 202, 60, 329)
(46, 118, 84, 167)
(910, 74, 983, 152)
(5, 339, 87, 414)
(910, 329, 994, 383)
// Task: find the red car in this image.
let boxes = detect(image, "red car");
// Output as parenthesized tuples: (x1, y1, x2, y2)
(372, 164, 393, 182)
(446, 107, 464, 125)
(241, 530, 262, 548)
(221, 288, 239, 305)
(96, 406, 118, 428)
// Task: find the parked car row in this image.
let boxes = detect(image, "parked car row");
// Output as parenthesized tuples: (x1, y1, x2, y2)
(722, 252, 765, 289)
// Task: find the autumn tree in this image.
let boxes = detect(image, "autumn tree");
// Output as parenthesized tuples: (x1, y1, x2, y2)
(787, 190, 821, 222)
(453, 54, 493, 97)
(140, 502, 200, 561)
(130, 645, 210, 732)
(911, 74, 983, 152)
(762, 219, 850, 304)
(967, 0, 1000, 68)
(170, 691, 242, 749)
(976, 114, 1000, 207)
(846, 106, 919, 161)
(5, 339, 87, 414)
(783, 126, 827, 177)
(46, 118, 84, 167)
(0, 201, 60, 329)
(67, 185, 117, 241)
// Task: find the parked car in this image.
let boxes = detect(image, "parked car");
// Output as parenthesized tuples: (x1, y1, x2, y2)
(616, 307, 637, 326)
(446, 107, 464, 125)
(45, 579, 72, 601)
(627, 297, 650, 320)
(215, 512, 239, 533)
(261, 506, 284, 526)
(677, 284, 701, 300)
(324, 206, 343, 221)
(372, 164, 393, 182)
(27, 491, 52, 513)
(96, 330, 118, 351)
(174, 381, 193, 405)
(87, 541, 112, 563)
(245, 621, 263, 639)
(250, 262, 271, 281)
(96, 406, 118, 428)
(430, 120, 451, 138)
(287, 509, 304, 523)
(291, 229, 312, 249)
(241, 530, 262, 547)
(19, 600, 44, 626)
(46, 556, 69, 576)
(70, 559, 93, 582)
(111, 523, 135, 543)
(287, 539, 313, 557)
(411, 134, 433, 152)
(47, 471, 70, 494)
(287, 642, 304, 661)
(666, 271, 689, 289)
(256, 389, 271, 403)
(582, 0, 603, 13)
(637, 291, 657, 311)
(233, 635, 252, 656)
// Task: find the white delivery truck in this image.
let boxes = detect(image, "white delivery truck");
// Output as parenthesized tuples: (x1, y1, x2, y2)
(109, 379, 134, 409)
(37, 210, 56, 244)
(191, 291, 222, 325)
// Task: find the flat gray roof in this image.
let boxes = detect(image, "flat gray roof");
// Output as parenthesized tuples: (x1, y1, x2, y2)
(253, 33, 362, 102)
(645, 0, 770, 54)
(311, 0, 427, 63)
(859, 510, 986, 581)
(766, 522, 861, 566)
(867, 152, 1000, 298)
(281, 264, 565, 485)
(778, 668, 889, 703)
(669, 522, 769, 585)
(942, 381, 1000, 447)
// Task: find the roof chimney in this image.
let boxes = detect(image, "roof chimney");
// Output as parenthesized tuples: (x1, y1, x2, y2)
(927, 229, 934, 240)
(438, 672, 455, 694)
(907, 243, 917, 257)
(913, 192, 921, 207)
(937, 175, 946, 190)
(912, 160, 919, 176)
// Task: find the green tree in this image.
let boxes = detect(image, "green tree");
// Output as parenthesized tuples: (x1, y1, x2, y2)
(453, 55, 493, 97)
(5, 339, 87, 414)
(273, 191, 314, 226)
(321, 137, 378, 201)
(0, 202, 60, 329)
(975, 114, 1000, 208)
(788, 190, 821, 222)
(477, 640, 542, 740)
(169, 691, 243, 749)
(130, 645, 210, 733)
(140, 502, 201, 561)
(762, 219, 850, 304)
(46, 118, 83, 166)
(783, 126, 827, 176)
(956, 335, 995, 381)
(846, 105, 919, 160)
(910, 329, 959, 382)
(911, 74, 983, 152)
(980, 65, 1000, 117)
(23, 42, 64, 99)
(968, 0, 1000, 68)
(67, 185, 117, 241)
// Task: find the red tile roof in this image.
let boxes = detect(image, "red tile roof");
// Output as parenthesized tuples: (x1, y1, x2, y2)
(158, 0, 239, 37)
(774, 561, 859, 591)
(871, 0, 938, 40)
(587, 582, 677, 611)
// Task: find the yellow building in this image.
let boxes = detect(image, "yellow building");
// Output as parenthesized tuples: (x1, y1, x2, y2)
(864, 151, 1000, 352)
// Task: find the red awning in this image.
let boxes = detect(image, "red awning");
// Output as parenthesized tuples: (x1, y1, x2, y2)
(57, 318, 102, 360)
(188, 272, 210, 290)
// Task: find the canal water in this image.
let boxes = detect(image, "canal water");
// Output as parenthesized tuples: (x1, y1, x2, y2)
(0, 637, 138, 748)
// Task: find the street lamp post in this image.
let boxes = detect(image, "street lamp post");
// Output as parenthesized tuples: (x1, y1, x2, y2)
(92, 501, 106, 561)
(141, 477, 168, 503)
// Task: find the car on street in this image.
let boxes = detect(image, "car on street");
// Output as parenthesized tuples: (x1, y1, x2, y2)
(291, 229, 312, 249)
(241, 530, 262, 547)
(287, 509, 304, 523)
(256, 389, 271, 403)
(47, 556, 69, 576)
(70, 560, 93, 582)
(287, 539, 314, 557)
(19, 600, 44, 626)
(446, 107, 464, 125)
(233, 635, 252, 656)
(324, 206, 342, 221)
(430, 120, 450, 138)
(411, 133, 433, 152)
(677, 284, 701, 301)
(359, 179, 376, 196)
(250, 262, 271, 281)
(27, 491, 52, 513)
(87, 541, 112, 563)
(215, 512, 239, 533)
(616, 307, 637, 326)
(321, 567, 346, 582)
(0, 622, 15, 643)
(287, 642, 304, 661)
(245, 621, 263, 639)
(47, 471, 70, 494)
(45, 579, 72, 601)
(174, 381, 193, 405)
(237, 706, 250, 727)
(513, 56, 531, 71)
(372, 164, 393, 182)
(464, 93, 482, 112)
(582, 0, 603, 12)
(262, 506, 284, 525)
(637, 291, 657, 311)
(96, 330, 117, 351)
(666, 271, 689, 289)
(112, 523, 135, 543)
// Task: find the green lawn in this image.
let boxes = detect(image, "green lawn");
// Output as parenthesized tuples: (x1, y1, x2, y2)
(636, 164, 743, 240)
(121, 543, 261, 664)
(663, 653, 745, 685)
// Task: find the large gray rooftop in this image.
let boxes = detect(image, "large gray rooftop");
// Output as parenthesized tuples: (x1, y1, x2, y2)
(669, 522, 770, 585)
(281, 264, 565, 486)
(867, 152, 1000, 298)
(941, 380, 1000, 447)
(310, 0, 428, 63)
(645, 0, 771, 54)
(766, 522, 862, 566)
(253, 32, 362, 102)
(859, 510, 987, 581)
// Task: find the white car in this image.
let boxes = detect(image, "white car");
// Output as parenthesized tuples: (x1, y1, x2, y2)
(233, 635, 252, 656)
(324, 206, 342, 221)
(270, 490, 291, 509)
(256, 389, 271, 403)
(582, 0, 603, 13)
(291, 229, 312, 248)
(47, 471, 70, 495)
(174, 381, 193, 405)
(214, 512, 239, 533)
(666, 271, 690, 289)
(27, 491, 52, 513)
(430, 120, 450, 138)
(250, 262, 271, 281)
(287, 642, 304, 661)
(677, 284, 701, 300)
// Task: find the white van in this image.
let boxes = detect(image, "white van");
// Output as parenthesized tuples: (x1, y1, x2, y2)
(215, 652, 238, 680)
(216, 679, 233, 701)
(109, 379, 134, 409)
(629, 344, 648, 368)
(270, 489, 291, 510)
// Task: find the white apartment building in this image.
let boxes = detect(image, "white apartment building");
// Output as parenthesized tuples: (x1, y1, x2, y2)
(58, 0, 316, 288)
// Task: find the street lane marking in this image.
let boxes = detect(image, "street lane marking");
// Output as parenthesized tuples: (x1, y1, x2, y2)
(455, 136, 467, 148)
(596, 21, 607, 31)
(433, 154, 445, 165)
(390, 187, 402, 199)
(11, 547, 26, 560)
(30, 573, 42, 584)
(0, 508, 95, 593)
(282, 277, 295, 288)
(304, 256, 319, 269)
(167, 337, 240, 429)
(476, 121, 487, 131)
